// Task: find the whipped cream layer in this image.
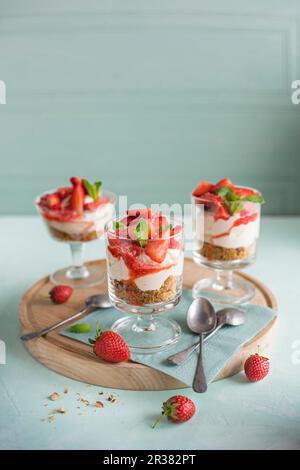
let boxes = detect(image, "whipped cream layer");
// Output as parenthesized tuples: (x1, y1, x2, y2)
(107, 248, 184, 291)
(203, 212, 260, 249)
(47, 202, 114, 236)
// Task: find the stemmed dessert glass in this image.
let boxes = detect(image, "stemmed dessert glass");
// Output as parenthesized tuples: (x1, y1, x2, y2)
(192, 187, 262, 305)
(36, 189, 116, 289)
(105, 211, 184, 353)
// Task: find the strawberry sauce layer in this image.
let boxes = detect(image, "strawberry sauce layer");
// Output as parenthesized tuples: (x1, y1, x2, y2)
(212, 213, 258, 240)
(107, 210, 183, 281)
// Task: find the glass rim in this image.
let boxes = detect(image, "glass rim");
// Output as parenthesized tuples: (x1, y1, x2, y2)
(34, 187, 117, 208)
(105, 214, 184, 240)
(191, 185, 262, 204)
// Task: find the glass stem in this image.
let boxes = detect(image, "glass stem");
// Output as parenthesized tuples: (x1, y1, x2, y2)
(214, 270, 233, 291)
(66, 243, 90, 280)
(133, 315, 157, 333)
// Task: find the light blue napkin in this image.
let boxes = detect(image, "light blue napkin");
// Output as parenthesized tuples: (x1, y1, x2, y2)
(60, 289, 276, 387)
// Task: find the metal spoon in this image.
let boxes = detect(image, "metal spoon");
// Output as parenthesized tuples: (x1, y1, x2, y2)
(20, 294, 111, 341)
(187, 298, 216, 393)
(167, 307, 246, 366)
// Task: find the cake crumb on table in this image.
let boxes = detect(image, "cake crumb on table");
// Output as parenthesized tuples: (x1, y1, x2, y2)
(49, 392, 60, 401)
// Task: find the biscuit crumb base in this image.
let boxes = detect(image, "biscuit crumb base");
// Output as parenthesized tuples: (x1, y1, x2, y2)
(46, 224, 101, 242)
(112, 276, 177, 305)
(201, 242, 254, 261)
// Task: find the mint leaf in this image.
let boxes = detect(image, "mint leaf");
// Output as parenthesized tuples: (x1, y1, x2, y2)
(243, 194, 265, 204)
(159, 223, 171, 235)
(225, 200, 244, 215)
(68, 323, 91, 334)
(215, 186, 232, 198)
(83, 179, 102, 202)
(134, 218, 148, 247)
(113, 220, 125, 231)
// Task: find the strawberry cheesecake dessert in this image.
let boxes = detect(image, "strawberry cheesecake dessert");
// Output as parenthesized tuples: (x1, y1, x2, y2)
(105, 209, 184, 352)
(36, 177, 116, 288)
(106, 209, 184, 307)
(191, 178, 265, 304)
(192, 178, 264, 266)
(37, 177, 115, 242)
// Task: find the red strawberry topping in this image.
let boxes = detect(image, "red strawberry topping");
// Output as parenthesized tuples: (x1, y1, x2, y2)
(45, 194, 61, 210)
(192, 180, 213, 197)
(84, 197, 110, 211)
(211, 178, 235, 193)
(145, 239, 169, 263)
(70, 176, 85, 215)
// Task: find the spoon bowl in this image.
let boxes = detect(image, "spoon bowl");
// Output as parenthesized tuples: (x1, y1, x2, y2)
(216, 307, 246, 327)
(85, 294, 112, 309)
(187, 298, 216, 335)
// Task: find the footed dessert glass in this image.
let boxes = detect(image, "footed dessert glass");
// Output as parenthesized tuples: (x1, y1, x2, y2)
(36, 179, 116, 288)
(105, 210, 184, 353)
(192, 183, 263, 305)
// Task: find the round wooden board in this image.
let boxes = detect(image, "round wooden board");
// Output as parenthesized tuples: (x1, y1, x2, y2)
(19, 258, 277, 391)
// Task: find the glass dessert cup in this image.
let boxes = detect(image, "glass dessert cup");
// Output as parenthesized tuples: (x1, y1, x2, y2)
(192, 189, 261, 305)
(105, 212, 184, 354)
(36, 188, 116, 289)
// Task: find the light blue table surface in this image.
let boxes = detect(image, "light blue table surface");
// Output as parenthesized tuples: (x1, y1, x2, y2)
(0, 216, 300, 450)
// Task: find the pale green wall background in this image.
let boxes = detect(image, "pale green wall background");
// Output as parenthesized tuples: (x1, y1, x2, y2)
(0, 0, 300, 215)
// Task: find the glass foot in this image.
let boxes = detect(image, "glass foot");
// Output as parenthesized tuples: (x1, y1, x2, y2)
(111, 316, 181, 354)
(193, 275, 255, 305)
(50, 266, 106, 289)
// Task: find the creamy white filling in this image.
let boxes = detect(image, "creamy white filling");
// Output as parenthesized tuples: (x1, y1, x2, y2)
(46, 203, 114, 236)
(107, 248, 184, 291)
(202, 212, 260, 248)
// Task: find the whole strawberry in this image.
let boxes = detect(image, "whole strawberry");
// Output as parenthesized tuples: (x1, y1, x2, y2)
(153, 395, 196, 428)
(49, 285, 73, 304)
(244, 352, 270, 382)
(89, 324, 130, 363)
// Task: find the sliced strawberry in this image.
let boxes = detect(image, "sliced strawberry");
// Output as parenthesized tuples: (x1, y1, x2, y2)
(192, 180, 213, 197)
(150, 214, 169, 239)
(145, 239, 169, 263)
(126, 208, 152, 219)
(215, 204, 230, 220)
(119, 216, 136, 227)
(70, 176, 82, 186)
(70, 178, 85, 215)
(46, 194, 61, 210)
(56, 187, 73, 200)
(84, 197, 109, 211)
(234, 187, 258, 198)
(169, 225, 182, 249)
(197, 192, 224, 207)
(211, 178, 235, 193)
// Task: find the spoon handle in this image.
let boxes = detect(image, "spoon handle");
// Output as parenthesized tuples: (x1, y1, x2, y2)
(193, 333, 207, 393)
(167, 342, 199, 365)
(167, 322, 223, 365)
(20, 306, 89, 341)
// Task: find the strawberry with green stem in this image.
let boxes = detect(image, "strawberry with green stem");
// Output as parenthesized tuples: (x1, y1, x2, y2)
(89, 323, 130, 363)
(153, 395, 196, 428)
